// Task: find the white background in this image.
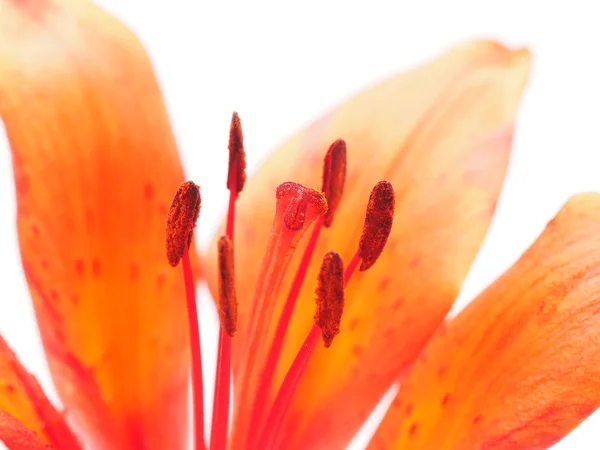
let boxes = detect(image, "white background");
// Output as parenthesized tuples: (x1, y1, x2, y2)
(1, 1, 599, 448)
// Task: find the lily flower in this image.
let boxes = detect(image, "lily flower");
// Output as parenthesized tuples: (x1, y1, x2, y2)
(1, 1, 600, 450)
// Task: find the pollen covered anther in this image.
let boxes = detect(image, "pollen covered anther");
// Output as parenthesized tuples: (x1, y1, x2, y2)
(218, 236, 237, 336)
(358, 180, 395, 271)
(165, 181, 201, 267)
(314, 251, 345, 347)
(321, 139, 347, 228)
(277, 182, 328, 231)
(227, 112, 246, 195)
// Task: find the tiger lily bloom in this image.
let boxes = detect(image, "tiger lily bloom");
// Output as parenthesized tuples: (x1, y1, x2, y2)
(2, 1, 600, 450)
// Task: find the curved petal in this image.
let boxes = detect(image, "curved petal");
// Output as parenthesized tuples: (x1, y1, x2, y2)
(369, 193, 600, 450)
(205, 40, 531, 447)
(0, 410, 52, 450)
(0, 1, 189, 448)
(0, 337, 76, 447)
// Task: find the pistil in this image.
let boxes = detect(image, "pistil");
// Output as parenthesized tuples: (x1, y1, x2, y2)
(245, 139, 347, 444)
(233, 182, 327, 447)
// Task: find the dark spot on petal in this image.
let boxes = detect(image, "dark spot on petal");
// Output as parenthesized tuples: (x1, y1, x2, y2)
(49, 289, 59, 301)
(144, 183, 154, 201)
(156, 273, 166, 289)
(75, 259, 85, 276)
(408, 422, 418, 437)
(31, 225, 39, 235)
(405, 403, 413, 416)
(409, 256, 421, 269)
(351, 345, 363, 356)
(473, 414, 482, 424)
(348, 317, 360, 332)
(41, 259, 49, 270)
(92, 259, 101, 277)
(437, 365, 448, 378)
(378, 276, 391, 292)
(391, 298, 403, 312)
(441, 392, 451, 407)
(537, 301, 545, 316)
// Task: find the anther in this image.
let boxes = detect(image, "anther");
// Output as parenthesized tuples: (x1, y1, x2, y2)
(358, 181, 395, 271)
(321, 139, 347, 228)
(314, 252, 345, 347)
(217, 236, 237, 336)
(227, 112, 246, 195)
(165, 181, 201, 267)
(277, 182, 328, 231)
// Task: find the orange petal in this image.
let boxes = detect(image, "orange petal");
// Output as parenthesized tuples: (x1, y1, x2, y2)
(205, 40, 530, 447)
(0, 410, 53, 450)
(369, 193, 600, 450)
(0, 2, 189, 448)
(0, 337, 77, 448)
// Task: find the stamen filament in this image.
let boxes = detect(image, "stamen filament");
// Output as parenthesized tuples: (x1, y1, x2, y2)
(210, 192, 236, 450)
(182, 248, 206, 450)
(256, 251, 348, 449)
(344, 250, 361, 283)
(254, 324, 321, 450)
(210, 330, 231, 450)
(245, 217, 324, 446)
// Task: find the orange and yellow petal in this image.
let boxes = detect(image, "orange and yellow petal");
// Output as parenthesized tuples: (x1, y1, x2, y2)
(206, 40, 531, 447)
(370, 193, 600, 450)
(0, 337, 76, 447)
(0, 1, 189, 448)
(0, 410, 53, 450)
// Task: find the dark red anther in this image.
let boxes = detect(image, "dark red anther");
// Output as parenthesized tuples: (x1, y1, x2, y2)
(227, 112, 246, 196)
(165, 181, 201, 267)
(217, 236, 237, 336)
(357, 181, 395, 271)
(314, 252, 345, 347)
(321, 139, 347, 228)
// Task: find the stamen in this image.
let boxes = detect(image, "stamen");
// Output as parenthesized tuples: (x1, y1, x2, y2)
(211, 113, 245, 450)
(255, 252, 347, 449)
(216, 236, 237, 336)
(344, 251, 361, 281)
(322, 139, 347, 228)
(244, 139, 346, 445)
(358, 180, 395, 271)
(234, 182, 327, 447)
(211, 238, 235, 447)
(166, 182, 205, 450)
(314, 251, 345, 347)
(165, 181, 201, 267)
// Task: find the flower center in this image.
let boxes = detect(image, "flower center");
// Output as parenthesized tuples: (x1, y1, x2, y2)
(164, 113, 395, 450)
